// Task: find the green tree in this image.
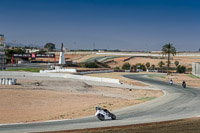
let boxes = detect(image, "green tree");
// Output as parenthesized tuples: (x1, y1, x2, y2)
(122, 63, 131, 70)
(158, 61, 165, 68)
(36, 49, 47, 54)
(115, 66, 120, 70)
(145, 62, 150, 69)
(151, 64, 156, 70)
(44, 43, 56, 51)
(174, 60, 179, 67)
(162, 43, 176, 74)
(133, 63, 146, 71)
(5, 48, 25, 58)
(177, 65, 186, 73)
(84, 62, 98, 68)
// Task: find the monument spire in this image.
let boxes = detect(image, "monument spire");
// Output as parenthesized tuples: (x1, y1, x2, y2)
(61, 43, 64, 52)
(59, 43, 66, 65)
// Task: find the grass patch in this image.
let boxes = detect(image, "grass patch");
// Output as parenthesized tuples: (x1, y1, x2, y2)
(137, 97, 156, 101)
(188, 74, 199, 79)
(6, 68, 41, 73)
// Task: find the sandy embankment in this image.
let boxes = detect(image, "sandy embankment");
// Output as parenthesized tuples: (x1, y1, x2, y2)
(0, 73, 163, 124)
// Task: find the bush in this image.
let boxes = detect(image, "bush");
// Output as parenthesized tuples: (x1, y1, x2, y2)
(84, 62, 98, 68)
(158, 61, 165, 68)
(145, 62, 150, 69)
(176, 65, 186, 73)
(174, 61, 179, 67)
(151, 64, 156, 70)
(115, 66, 120, 70)
(122, 63, 131, 70)
(133, 63, 146, 71)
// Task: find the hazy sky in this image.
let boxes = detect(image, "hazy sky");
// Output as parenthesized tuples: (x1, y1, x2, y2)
(1, 0, 200, 51)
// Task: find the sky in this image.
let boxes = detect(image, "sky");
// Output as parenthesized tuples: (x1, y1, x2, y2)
(1, 0, 200, 51)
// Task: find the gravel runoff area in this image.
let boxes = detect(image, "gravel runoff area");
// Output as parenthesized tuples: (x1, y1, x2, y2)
(0, 71, 163, 124)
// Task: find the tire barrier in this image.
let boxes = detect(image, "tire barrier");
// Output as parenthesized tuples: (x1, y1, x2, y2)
(0, 78, 17, 85)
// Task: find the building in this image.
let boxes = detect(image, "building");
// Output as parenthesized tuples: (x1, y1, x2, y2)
(0, 34, 6, 47)
(0, 46, 6, 70)
(192, 62, 200, 77)
(0, 34, 6, 70)
(25, 48, 40, 53)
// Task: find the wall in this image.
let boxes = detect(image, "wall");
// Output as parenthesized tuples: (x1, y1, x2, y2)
(40, 68, 77, 73)
(192, 62, 200, 77)
(37, 72, 120, 84)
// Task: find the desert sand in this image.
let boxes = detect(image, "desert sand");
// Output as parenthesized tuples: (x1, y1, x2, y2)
(0, 74, 163, 124)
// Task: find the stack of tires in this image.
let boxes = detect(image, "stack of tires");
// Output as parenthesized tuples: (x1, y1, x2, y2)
(0, 78, 17, 85)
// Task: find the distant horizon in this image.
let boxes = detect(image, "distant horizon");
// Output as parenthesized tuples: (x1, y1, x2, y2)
(5, 41, 200, 52)
(1, 0, 200, 51)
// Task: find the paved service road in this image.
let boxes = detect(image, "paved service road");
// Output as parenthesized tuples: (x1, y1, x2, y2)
(1, 74, 200, 133)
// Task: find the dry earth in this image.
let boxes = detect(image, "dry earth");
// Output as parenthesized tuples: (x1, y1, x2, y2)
(34, 53, 199, 71)
(41, 117, 200, 133)
(107, 56, 198, 69)
(0, 75, 162, 124)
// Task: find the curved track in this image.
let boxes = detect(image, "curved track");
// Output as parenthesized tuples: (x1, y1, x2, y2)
(1, 74, 200, 133)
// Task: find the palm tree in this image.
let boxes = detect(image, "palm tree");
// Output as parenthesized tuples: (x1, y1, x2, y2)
(162, 43, 176, 74)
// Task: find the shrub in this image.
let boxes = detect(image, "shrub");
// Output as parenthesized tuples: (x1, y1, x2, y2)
(158, 61, 165, 68)
(84, 62, 98, 68)
(145, 62, 150, 69)
(176, 65, 186, 73)
(174, 61, 179, 67)
(151, 64, 156, 70)
(115, 66, 120, 70)
(133, 63, 146, 71)
(122, 63, 131, 70)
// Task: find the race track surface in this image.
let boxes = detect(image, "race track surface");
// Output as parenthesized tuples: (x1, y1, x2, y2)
(1, 74, 200, 133)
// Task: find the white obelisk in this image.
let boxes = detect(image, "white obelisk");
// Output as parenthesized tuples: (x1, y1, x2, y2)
(59, 43, 66, 64)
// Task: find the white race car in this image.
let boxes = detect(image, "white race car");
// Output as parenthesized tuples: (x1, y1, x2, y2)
(95, 106, 116, 121)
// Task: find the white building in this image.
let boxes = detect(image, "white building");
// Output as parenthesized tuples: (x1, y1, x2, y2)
(0, 46, 6, 70)
(25, 48, 40, 53)
(192, 62, 200, 77)
(0, 34, 6, 70)
(0, 34, 6, 47)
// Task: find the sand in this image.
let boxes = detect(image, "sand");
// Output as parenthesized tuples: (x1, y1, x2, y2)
(0, 74, 163, 124)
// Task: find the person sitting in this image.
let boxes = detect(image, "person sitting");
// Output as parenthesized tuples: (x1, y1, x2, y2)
(170, 79, 173, 85)
(182, 81, 186, 88)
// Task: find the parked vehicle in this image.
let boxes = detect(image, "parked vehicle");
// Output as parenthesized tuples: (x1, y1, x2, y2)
(95, 106, 116, 121)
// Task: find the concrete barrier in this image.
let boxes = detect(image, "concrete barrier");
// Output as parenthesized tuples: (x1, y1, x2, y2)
(0, 78, 17, 85)
(40, 68, 77, 73)
(35, 72, 120, 84)
(79, 70, 114, 75)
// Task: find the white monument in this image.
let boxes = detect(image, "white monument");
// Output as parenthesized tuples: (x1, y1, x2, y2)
(59, 43, 66, 64)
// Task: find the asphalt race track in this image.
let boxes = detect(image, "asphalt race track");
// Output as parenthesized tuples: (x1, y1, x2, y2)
(1, 74, 200, 133)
